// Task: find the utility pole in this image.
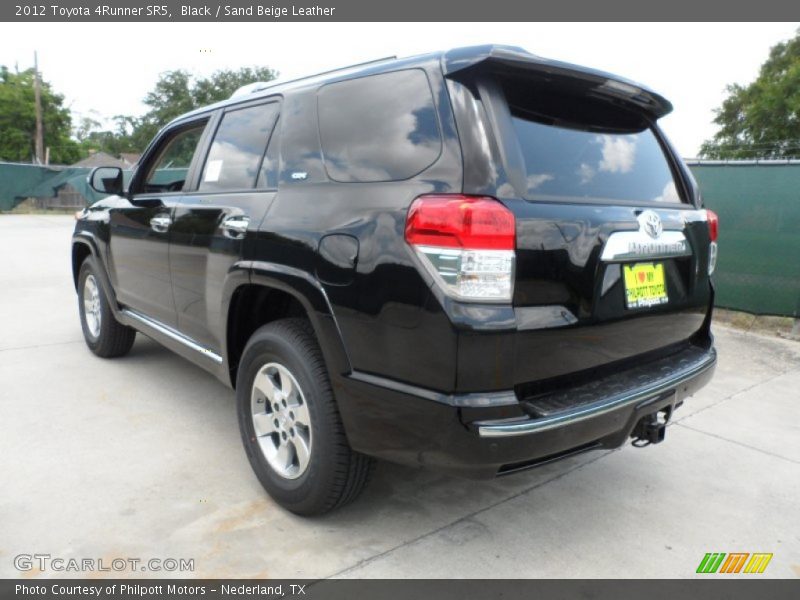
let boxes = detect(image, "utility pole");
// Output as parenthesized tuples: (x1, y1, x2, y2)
(33, 51, 44, 165)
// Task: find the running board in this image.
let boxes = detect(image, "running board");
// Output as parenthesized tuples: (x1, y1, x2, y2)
(121, 309, 223, 364)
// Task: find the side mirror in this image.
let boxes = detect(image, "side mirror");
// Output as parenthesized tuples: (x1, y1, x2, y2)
(88, 167, 124, 196)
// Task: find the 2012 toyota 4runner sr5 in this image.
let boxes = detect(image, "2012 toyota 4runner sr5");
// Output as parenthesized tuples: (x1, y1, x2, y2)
(72, 45, 717, 515)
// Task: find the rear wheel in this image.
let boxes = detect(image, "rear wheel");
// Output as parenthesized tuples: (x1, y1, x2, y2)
(78, 257, 136, 358)
(236, 318, 373, 515)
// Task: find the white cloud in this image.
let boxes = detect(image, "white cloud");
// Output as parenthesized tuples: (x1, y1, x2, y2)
(597, 135, 637, 174)
(577, 163, 595, 184)
(526, 173, 554, 191)
(653, 181, 680, 203)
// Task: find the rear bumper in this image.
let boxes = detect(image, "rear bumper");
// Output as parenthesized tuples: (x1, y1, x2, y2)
(334, 343, 716, 478)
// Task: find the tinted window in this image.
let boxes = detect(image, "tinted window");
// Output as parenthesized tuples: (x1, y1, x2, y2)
(199, 102, 279, 192)
(500, 74, 682, 204)
(142, 123, 206, 193)
(318, 69, 442, 182)
(512, 116, 681, 204)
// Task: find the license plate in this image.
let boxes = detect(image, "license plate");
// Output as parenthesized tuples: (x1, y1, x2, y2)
(623, 263, 668, 309)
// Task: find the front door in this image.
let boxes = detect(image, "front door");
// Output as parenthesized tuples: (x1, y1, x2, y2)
(108, 119, 211, 328)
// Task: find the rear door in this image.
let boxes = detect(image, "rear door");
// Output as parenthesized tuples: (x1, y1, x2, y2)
(169, 99, 281, 353)
(108, 119, 210, 328)
(451, 69, 713, 387)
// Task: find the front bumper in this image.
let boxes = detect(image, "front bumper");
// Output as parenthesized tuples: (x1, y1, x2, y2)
(335, 341, 716, 478)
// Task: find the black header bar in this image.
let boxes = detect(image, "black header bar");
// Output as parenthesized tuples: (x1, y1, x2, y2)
(2, 0, 798, 21)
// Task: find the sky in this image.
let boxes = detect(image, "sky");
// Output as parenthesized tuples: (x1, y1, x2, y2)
(1, 22, 798, 157)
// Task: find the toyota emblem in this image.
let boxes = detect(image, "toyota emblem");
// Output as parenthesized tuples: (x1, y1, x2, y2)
(639, 210, 663, 239)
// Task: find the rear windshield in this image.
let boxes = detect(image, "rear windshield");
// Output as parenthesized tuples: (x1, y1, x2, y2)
(503, 78, 683, 204)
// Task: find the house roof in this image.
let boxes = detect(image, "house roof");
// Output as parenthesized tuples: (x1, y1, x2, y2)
(71, 152, 128, 169)
(119, 153, 140, 167)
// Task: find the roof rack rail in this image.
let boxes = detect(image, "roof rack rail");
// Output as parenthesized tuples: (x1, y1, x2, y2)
(230, 55, 398, 98)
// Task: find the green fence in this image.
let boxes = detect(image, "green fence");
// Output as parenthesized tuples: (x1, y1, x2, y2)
(0, 162, 104, 211)
(689, 161, 800, 317)
(0, 162, 186, 211)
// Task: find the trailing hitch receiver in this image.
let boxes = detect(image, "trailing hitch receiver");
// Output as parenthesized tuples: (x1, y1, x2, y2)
(631, 406, 672, 447)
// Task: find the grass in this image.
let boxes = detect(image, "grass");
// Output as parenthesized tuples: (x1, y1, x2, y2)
(714, 308, 798, 340)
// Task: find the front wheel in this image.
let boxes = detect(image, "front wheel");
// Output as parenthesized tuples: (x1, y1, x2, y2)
(78, 257, 136, 358)
(236, 318, 373, 515)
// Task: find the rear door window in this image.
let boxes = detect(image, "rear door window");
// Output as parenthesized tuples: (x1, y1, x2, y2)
(502, 78, 683, 204)
(317, 69, 442, 182)
(199, 102, 280, 192)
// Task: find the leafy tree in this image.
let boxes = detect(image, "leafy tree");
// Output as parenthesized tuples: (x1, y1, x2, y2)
(0, 66, 81, 164)
(126, 66, 279, 152)
(700, 30, 800, 159)
(76, 115, 142, 157)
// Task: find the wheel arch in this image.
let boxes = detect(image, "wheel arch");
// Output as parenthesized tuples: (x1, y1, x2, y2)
(223, 262, 352, 389)
(71, 238, 94, 291)
(71, 233, 120, 318)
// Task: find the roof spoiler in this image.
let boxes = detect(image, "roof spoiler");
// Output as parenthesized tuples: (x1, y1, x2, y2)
(442, 45, 673, 119)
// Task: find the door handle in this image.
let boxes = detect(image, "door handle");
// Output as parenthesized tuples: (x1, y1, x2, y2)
(150, 214, 172, 233)
(222, 215, 250, 239)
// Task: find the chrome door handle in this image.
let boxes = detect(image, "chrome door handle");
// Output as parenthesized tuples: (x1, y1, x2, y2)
(222, 215, 250, 239)
(150, 214, 172, 233)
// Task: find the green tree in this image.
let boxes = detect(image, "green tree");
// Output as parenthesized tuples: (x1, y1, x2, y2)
(74, 66, 278, 158)
(700, 30, 800, 159)
(76, 114, 141, 157)
(0, 66, 81, 164)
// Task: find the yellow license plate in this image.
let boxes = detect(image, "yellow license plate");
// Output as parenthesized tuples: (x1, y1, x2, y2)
(623, 263, 668, 309)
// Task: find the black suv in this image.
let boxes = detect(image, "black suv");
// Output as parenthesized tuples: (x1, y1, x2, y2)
(72, 45, 717, 515)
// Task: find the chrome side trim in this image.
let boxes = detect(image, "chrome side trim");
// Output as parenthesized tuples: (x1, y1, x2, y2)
(476, 349, 716, 438)
(122, 309, 223, 364)
(600, 230, 691, 262)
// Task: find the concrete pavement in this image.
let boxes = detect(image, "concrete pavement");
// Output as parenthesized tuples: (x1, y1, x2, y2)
(1, 215, 798, 579)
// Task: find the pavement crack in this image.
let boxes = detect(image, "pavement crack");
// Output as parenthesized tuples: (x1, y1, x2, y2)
(674, 422, 800, 465)
(325, 448, 617, 578)
(0, 339, 83, 353)
(672, 366, 799, 424)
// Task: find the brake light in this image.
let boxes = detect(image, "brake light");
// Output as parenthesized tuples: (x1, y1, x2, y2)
(705, 209, 719, 275)
(405, 195, 515, 250)
(405, 195, 516, 302)
(706, 209, 719, 242)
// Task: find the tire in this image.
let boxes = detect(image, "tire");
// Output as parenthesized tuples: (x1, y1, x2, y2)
(236, 318, 374, 515)
(78, 257, 136, 358)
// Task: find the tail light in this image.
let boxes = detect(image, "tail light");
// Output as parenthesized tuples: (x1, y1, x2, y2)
(705, 209, 719, 275)
(405, 195, 515, 302)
